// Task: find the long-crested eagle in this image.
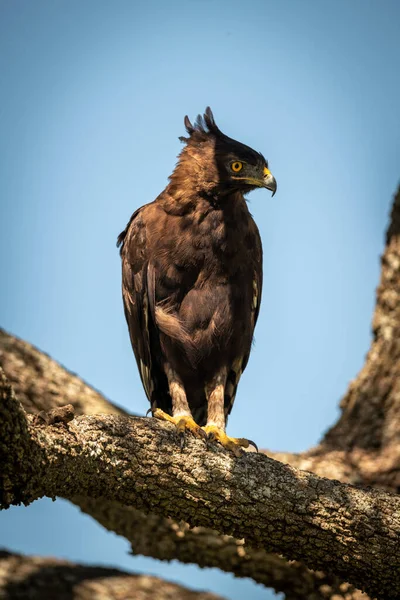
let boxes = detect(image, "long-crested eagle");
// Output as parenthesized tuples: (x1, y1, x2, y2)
(117, 108, 276, 455)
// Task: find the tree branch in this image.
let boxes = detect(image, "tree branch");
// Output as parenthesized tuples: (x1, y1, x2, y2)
(0, 330, 389, 600)
(0, 370, 399, 599)
(4, 330, 356, 600)
(323, 186, 400, 471)
(0, 550, 225, 600)
(75, 497, 369, 600)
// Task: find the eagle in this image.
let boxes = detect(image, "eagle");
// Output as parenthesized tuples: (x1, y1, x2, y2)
(118, 108, 276, 455)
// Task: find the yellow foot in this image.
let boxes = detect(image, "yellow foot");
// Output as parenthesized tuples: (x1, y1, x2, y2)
(202, 425, 258, 457)
(153, 408, 207, 450)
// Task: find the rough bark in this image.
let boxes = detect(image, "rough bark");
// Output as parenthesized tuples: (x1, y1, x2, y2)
(1, 185, 399, 600)
(0, 369, 399, 599)
(3, 330, 352, 600)
(0, 550, 224, 600)
(75, 497, 369, 600)
(323, 188, 400, 479)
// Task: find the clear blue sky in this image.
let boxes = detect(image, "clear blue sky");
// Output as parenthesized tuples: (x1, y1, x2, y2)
(0, 1, 399, 599)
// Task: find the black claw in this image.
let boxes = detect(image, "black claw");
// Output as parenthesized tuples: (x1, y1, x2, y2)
(205, 432, 214, 450)
(179, 432, 186, 451)
(146, 408, 152, 417)
(247, 439, 258, 452)
(199, 428, 208, 440)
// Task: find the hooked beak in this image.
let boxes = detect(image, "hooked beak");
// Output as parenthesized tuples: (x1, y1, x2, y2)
(263, 167, 277, 197)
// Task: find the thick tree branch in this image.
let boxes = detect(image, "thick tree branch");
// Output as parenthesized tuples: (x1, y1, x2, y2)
(0, 550, 225, 600)
(0, 371, 399, 599)
(4, 330, 353, 600)
(324, 187, 400, 469)
(0, 328, 392, 600)
(76, 497, 368, 600)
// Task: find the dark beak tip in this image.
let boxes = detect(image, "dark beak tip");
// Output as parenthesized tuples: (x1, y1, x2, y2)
(267, 182, 277, 197)
(264, 175, 277, 197)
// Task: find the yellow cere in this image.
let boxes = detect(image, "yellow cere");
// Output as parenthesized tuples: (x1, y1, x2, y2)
(231, 161, 243, 172)
(263, 166, 271, 177)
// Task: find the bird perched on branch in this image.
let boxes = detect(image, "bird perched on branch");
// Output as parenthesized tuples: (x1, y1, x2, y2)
(118, 108, 276, 455)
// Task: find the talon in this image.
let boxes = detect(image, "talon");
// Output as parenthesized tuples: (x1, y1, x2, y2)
(179, 431, 186, 451)
(153, 409, 204, 449)
(247, 439, 258, 452)
(198, 427, 208, 440)
(202, 425, 257, 457)
(205, 431, 214, 450)
(146, 408, 152, 417)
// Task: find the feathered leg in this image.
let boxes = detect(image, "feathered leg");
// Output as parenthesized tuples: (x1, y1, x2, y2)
(202, 369, 257, 457)
(153, 363, 206, 449)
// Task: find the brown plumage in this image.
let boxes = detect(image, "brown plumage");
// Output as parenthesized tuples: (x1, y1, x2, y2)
(118, 108, 276, 454)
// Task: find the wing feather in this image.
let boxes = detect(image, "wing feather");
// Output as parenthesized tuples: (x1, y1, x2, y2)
(118, 206, 171, 414)
(224, 222, 263, 420)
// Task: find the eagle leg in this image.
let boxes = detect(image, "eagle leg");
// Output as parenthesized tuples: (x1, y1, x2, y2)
(153, 365, 206, 449)
(202, 369, 258, 457)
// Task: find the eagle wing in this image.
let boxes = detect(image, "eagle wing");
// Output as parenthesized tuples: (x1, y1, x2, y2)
(117, 205, 170, 414)
(251, 223, 263, 336)
(224, 221, 263, 419)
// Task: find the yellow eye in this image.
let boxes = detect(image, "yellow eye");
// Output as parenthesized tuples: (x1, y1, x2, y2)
(231, 161, 243, 173)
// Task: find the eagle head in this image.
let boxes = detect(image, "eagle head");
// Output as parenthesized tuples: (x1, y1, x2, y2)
(173, 107, 277, 198)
